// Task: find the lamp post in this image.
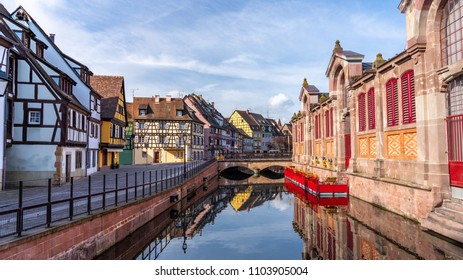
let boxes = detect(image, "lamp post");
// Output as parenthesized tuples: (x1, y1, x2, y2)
(0, 35, 14, 191)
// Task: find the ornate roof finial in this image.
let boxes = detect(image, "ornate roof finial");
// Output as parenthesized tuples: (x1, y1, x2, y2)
(303, 77, 308, 86)
(333, 40, 343, 54)
(372, 53, 386, 69)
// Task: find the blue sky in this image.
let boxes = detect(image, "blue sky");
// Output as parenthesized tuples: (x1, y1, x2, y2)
(3, 0, 406, 123)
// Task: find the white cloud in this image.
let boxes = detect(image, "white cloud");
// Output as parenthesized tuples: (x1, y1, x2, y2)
(269, 198, 291, 212)
(269, 93, 294, 109)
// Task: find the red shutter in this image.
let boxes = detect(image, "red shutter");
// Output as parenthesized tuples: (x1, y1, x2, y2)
(402, 70, 416, 124)
(330, 108, 334, 137)
(368, 88, 375, 130)
(358, 93, 366, 131)
(325, 110, 329, 137)
(315, 115, 318, 139)
(301, 123, 304, 141)
(386, 79, 399, 126)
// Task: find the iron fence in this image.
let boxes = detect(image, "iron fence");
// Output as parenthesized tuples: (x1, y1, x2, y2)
(0, 159, 216, 239)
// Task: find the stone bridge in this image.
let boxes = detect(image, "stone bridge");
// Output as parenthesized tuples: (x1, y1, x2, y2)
(218, 157, 292, 173)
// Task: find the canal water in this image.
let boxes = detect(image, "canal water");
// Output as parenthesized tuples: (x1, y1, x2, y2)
(96, 176, 463, 260)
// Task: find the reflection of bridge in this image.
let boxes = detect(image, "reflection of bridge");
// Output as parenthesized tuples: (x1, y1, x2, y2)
(218, 156, 292, 172)
(219, 176, 284, 186)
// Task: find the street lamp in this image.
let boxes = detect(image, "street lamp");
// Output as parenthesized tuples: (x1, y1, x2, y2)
(182, 133, 188, 178)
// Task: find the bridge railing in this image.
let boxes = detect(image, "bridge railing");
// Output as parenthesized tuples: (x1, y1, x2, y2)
(218, 153, 292, 160)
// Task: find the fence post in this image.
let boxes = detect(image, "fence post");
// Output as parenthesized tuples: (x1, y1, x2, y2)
(115, 173, 118, 207)
(47, 178, 52, 227)
(155, 170, 158, 193)
(143, 171, 146, 197)
(103, 174, 106, 210)
(125, 172, 129, 203)
(149, 171, 152, 196)
(70, 177, 74, 220)
(135, 172, 138, 200)
(17, 181, 23, 237)
(160, 169, 163, 191)
(88, 176, 91, 215)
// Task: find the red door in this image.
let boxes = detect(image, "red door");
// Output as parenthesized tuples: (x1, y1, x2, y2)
(447, 114, 463, 187)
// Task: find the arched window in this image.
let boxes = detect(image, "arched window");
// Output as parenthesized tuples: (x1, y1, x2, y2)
(386, 78, 399, 127)
(358, 92, 366, 132)
(401, 70, 416, 124)
(441, 0, 463, 66)
(367, 88, 376, 130)
(448, 75, 463, 115)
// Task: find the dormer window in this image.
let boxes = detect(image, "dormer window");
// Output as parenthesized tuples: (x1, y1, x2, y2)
(15, 31, 30, 49)
(36, 43, 45, 58)
(51, 75, 74, 95)
(138, 104, 148, 116)
(176, 110, 183, 116)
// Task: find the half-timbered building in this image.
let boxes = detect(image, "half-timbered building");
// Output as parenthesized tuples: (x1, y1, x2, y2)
(184, 93, 227, 159)
(133, 96, 204, 164)
(0, 6, 98, 185)
(0, 15, 16, 190)
(90, 75, 127, 169)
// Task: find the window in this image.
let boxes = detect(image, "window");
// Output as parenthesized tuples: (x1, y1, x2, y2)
(139, 109, 146, 116)
(358, 92, 366, 132)
(139, 122, 145, 129)
(76, 151, 82, 169)
(441, 0, 463, 66)
(368, 88, 376, 130)
(118, 105, 123, 114)
(176, 110, 183, 116)
(28, 111, 41, 125)
(72, 111, 77, 128)
(36, 43, 44, 58)
(142, 151, 147, 158)
(386, 78, 399, 127)
(179, 123, 185, 130)
(448, 75, 463, 115)
(401, 70, 416, 124)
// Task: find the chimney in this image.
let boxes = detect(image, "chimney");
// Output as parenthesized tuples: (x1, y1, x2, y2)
(155, 95, 160, 104)
(166, 95, 172, 102)
(49, 34, 55, 43)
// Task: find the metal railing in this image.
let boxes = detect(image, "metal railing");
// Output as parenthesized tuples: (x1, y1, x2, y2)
(0, 159, 216, 239)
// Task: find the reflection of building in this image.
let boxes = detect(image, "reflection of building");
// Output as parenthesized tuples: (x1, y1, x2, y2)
(90, 75, 128, 169)
(292, 193, 463, 260)
(229, 185, 279, 212)
(132, 96, 204, 164)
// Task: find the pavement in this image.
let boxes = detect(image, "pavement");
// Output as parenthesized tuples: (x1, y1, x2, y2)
(0, 161, 209, 238)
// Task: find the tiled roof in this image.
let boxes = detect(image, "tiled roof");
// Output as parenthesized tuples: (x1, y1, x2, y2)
(235, 110, 260, 130)
(126, 102, 133, 121)
(133, 96, 203, 123)
(90, 75, 124, 98)
(342, 50, 364, 58)
(100, 97, 118, 120)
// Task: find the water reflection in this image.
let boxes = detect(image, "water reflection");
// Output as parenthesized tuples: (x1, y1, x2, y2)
(289, 184, 463, 260)
(96, 178, 463, 260)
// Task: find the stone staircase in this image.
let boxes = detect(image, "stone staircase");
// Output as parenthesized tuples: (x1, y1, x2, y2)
(421, 199, 463, 244)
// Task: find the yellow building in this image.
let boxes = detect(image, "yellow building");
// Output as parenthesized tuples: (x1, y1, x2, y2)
(90, 75, 128, 169)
